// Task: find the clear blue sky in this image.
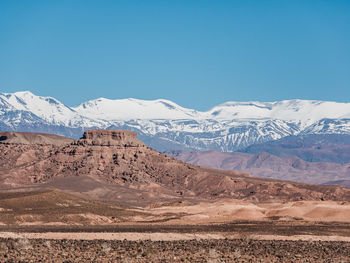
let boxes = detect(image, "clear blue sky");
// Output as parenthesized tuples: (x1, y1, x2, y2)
(1, 0, 349, 110)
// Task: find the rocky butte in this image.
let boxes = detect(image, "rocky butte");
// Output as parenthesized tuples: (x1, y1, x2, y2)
(77, 129, 144, 147)
(0, 129, 350, 207)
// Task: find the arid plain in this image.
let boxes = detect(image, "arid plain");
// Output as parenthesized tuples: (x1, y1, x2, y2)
(1, 130, 350, 262)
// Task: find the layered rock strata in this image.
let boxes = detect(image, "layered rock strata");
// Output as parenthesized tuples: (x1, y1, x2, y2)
(0, 130, 350, 203)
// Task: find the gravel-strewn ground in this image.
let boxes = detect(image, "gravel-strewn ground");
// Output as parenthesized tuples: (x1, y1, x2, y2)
(1, 238, 349, 262)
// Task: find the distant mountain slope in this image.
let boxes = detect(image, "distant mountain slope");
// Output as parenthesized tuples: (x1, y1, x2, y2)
(165, 150, 350, 186)
(322, 180, 350, 188)
(1, 91, 350, 152)
(240, 134, 350, 163)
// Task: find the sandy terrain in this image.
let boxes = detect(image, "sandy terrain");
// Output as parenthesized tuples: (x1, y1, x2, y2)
(1, 190, 350, 226)
(155, 199, 350, 224)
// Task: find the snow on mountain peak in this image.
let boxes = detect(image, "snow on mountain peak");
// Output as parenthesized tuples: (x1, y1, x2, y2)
(0, 91, 77, 125)
(74, 97, 200, 120)
(2, 91, 350, 152)
(1, 91, 350, 127)
(206, 99, 350, 125)
(10, 90, 35, 97)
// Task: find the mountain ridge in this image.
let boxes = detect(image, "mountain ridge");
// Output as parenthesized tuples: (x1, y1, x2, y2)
(1, 91, 350, 152)
(165, 149, 350, 187)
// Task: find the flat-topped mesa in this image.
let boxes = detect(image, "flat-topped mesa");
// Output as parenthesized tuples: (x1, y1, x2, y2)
(77, 129, 144, 147)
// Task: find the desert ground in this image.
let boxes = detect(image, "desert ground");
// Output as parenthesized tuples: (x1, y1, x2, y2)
(1, 189, 350, 262)
(1, 130, 350, 262)
(2, 236, 350, 262)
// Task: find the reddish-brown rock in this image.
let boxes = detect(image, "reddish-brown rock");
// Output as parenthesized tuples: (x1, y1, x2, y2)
(0, 131, 73, 145)
(78, 129, 144, 147)
(0, 130, 350, 205)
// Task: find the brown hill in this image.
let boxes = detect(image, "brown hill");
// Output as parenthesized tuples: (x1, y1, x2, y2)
(1, 130, 350, 205)
(165, 150, 350, 186)
(240, 134, 350, 163)
(0, 131, 73, 145)
(0, 189, 147, 225)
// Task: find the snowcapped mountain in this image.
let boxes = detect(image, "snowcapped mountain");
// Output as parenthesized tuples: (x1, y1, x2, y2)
(1, 91, 350, 152)
(74, 97, 200, 120)
(0, 91, 76, 125)
(206, 100, 350, 126)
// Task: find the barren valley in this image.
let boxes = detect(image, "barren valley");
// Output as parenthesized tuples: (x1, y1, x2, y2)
(1, 130, 350, 262)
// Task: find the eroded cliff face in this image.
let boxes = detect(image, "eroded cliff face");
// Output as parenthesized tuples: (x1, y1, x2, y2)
(0, 129, 194, 188)
(77, 130, 144, 147)
(1, 130, 350, 203)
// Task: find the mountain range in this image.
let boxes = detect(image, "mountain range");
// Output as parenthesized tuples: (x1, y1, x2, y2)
(1, 91, 350, 152)
(166, 150, 350, 187)
(1, 130, 349, 204)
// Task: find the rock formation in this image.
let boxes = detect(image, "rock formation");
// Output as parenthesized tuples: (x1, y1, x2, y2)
(0, 130, 350, 205)
(77, 130, 144, 147)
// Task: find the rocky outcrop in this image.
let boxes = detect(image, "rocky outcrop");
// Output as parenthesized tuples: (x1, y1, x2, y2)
(77, 130, 144, 147)
(1, 130, 350, 204)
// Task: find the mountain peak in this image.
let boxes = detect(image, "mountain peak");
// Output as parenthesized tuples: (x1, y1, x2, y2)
(11, 90, 35, 97)
(1, 91, 350, 152)
(74, 97, 199, 120)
